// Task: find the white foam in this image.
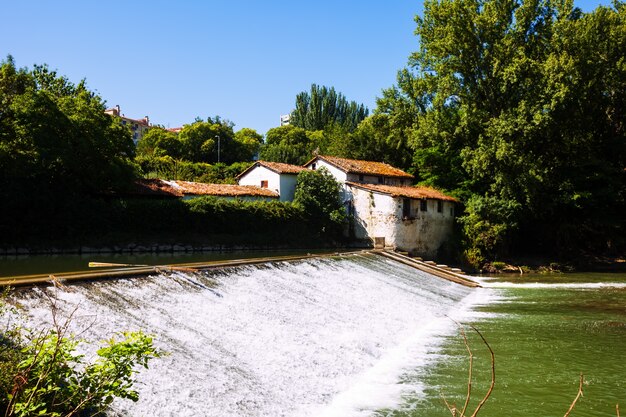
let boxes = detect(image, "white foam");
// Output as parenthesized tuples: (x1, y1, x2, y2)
(17, 255, 495, 417)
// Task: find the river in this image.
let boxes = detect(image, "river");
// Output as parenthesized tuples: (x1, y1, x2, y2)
(9, 255, 626, 416)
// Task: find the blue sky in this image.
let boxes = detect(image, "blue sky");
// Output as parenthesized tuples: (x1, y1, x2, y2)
(1, 0, 612, 135)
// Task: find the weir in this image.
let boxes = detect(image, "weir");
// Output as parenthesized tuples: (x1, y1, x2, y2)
(15, 252, 490, 417)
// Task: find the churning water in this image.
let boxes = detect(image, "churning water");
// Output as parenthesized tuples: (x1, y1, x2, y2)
(16, 253, 492, 417)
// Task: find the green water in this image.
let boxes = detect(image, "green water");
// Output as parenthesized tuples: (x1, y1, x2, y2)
(0, 249, 335, 278)
(384, 273, 626, 417)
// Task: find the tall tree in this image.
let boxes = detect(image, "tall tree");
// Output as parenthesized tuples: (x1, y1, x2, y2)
(290, 84, 369, 132)
(380, 0, 626, 260)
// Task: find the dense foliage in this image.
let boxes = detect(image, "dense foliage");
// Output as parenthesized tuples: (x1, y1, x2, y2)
(136, 156, 252, 184)
(0, 292, 161, 416)
(379, 0, 626, 262)
(290, 84, 369, 132)
(293, 168, 346, 238)
(136, 119, 262, 164)
(0, 56, 136, 194)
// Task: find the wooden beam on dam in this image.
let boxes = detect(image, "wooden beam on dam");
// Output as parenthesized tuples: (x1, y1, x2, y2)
(375, 250, 481, 288)
(0, 250, 480, 288)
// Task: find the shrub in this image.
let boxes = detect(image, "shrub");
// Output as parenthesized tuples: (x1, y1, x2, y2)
(1, 292, 162, 417)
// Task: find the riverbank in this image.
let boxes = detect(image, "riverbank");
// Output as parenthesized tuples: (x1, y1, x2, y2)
(481, 254, 626, 275)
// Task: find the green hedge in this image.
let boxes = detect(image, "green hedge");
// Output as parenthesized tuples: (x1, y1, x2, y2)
(1, 195, 324, 249)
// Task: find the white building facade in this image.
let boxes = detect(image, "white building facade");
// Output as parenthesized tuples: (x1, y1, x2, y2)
(304, 156, 458, 258)
(236, 161, 307, 202)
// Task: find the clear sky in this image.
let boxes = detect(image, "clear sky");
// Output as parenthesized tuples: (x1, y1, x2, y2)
(1, 0, 612, 135)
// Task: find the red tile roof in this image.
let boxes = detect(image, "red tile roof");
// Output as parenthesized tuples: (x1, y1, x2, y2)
(306, 156, 414, 179)
(166, 180, 279, 198)
(132, 179, 183, 198)
(236, 160, 307, 179)
(346, 182, 458, 202)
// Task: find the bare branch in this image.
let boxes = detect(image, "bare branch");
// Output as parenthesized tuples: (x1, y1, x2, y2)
(459, 325, 473, 417)
(617, 404, 620, 417)
(468, 324, 495, 417)
(563, 373, 584, 417)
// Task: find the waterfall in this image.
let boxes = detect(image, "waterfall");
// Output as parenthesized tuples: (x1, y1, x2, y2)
(17, 253, 492, 416)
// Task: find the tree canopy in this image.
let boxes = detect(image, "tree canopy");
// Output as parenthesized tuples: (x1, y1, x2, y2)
(290, 84, 369, 132)
(379, 0, 626, 260)
(0, 56, 136, 195)
(136, 117, 263, 164)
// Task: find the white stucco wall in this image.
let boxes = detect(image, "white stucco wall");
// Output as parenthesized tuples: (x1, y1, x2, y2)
(237, 166, 296, 201)
(278, 174, 299, 202)
(349, 186, 456, 258)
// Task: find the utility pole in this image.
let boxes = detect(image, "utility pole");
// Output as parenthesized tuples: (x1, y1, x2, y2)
(217, 135, 221, 163)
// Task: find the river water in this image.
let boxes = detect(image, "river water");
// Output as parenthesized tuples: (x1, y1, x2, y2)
(12, 255, 626, 416)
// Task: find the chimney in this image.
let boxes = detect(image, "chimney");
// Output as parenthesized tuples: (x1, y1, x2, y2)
(115, 104, 120, 116)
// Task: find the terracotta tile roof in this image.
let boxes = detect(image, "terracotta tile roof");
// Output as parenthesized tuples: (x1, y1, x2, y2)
(132, 179, 183, 198)
(166, 180, 279, 198)
(346, 182, 459, 202)
(307, 155, 414, 179)
(236, 160, 307, 179)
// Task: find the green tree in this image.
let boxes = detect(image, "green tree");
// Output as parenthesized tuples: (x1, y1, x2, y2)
(233, 127, 263, 161)
(290, 84, 369, 132)
(380, 0, 626, 261)
(0, 57, 136, 194)
(259, 124, 319, 165)
(136, 126, 183, 158)
(293, 168, 346, 237)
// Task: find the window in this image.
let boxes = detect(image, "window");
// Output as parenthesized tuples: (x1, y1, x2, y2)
(358, 174, 364, 181)
(260, 180, 268, 188)
(377, 176, 384, 184)
(420, 200, 427, 212)
(450, 207, 454, 217)
(402, 198, 411, 219)
(437, 200, 443, 213)
(311, 163, 316, 170)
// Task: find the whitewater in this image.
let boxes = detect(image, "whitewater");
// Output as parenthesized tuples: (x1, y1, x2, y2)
(16, 253, 494, 416)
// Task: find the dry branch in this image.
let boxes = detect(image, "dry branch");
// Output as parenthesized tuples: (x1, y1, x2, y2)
(563, 373, 584, 417)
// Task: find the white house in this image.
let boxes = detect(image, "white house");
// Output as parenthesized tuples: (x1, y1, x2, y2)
(304, 155, 458, 257)
(347, 182, 458, 257)
(236, 161, 308, 201)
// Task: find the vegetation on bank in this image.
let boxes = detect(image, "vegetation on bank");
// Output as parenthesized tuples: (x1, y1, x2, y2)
(0, 290, 162, 416)
(2, 0, 625, 266)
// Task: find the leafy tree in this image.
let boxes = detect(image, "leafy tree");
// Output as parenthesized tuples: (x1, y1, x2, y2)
(0, 56, 136, 195)
(259, 125, 319, 165)
(293, 168, 346, 237)
(290, 84, 369, 132)
(380, 0, 626, 261)
(233, 127, 263, 161)
(136, 127, 183, 158)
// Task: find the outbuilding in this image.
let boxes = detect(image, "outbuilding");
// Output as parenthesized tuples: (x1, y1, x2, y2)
(347, 182, 458, 258)
(236, 161, 308, 201)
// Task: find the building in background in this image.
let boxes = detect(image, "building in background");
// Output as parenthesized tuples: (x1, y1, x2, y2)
(279, 114, 291, 126)
(105, 105, 151, 145)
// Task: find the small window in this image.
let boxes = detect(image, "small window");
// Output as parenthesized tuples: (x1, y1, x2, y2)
(260, 180, 268, 188)
(358, 174, 364, 181)
(377, 176, 384, 184)
(420, 200, 427, 212)
(402, 198, 411, 218)
(437, 200, 443, 213)
(311, 163, 316, 170)
(450, 207, 454, 217)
